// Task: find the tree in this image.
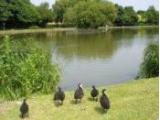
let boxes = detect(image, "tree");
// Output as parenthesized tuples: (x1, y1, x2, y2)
(52, 0, 72, 23)
(9, 0, 40, 27)
(0, 0, 12, 29)
(139, 43, 159, 78)
(64, 0, 116, 28)
(37, 2, 54, 27)
(114, 5, 138, 26)
(145, 6, 159, 25)
(137, 10, 147, 25)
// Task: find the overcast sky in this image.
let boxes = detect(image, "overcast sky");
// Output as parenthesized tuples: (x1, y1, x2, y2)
(31, 0, 159, 11)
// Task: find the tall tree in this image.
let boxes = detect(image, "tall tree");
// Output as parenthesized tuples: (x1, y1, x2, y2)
(64, 0, 116, 28)
(114, 5, 138, 26)
(0, 0, 12, 29)
(145, 6, 159, 25)
(37, 2, 53, 27)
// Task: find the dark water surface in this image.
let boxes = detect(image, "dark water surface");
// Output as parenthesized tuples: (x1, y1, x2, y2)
(4, 27, 159, 90)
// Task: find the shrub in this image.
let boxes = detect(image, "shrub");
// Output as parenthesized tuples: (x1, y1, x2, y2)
(0, 36, 60, 100)
(139, 43, 159, 78)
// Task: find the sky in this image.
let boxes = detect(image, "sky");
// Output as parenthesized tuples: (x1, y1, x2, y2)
(31, 0, 159, 11)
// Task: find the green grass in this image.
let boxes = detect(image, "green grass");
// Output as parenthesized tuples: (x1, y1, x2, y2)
(0, 77, 158, 120)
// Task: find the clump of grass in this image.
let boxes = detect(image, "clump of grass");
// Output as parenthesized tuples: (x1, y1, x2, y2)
(0, 77, 158, 120)
(0, 36, 60, 100)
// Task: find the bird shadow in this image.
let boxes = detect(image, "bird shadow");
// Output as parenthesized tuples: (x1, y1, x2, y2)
(54, 101, 62, 107)
(94, 106, 108, 114)
(70, 99, 82, 105)
(88, 97, 94, 101)
(88, 97, 98, 102)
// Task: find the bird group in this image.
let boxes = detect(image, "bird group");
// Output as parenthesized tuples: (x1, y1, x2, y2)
(20, 83, 110, 118)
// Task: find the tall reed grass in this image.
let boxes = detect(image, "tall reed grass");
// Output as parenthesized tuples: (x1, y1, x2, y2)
(0, 36, 60, 100)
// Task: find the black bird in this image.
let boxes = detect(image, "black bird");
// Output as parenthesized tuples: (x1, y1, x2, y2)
(100, 89, 110, 112)
(20, 99, 29, 118)
(54, 87, 65, 105)
(91, 85, 99, 101)
(74, 83, 84, 103)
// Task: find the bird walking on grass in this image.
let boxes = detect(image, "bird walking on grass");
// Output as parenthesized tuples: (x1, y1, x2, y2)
(91, 85, 99, 101)
(100, 89, 110, 112)
(20, 98, 29, 118)
(54, 87, 65, 105)
(74, 83, 84, 103)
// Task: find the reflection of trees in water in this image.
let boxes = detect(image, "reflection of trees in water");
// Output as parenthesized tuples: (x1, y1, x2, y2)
(52, 32, 118, 60)
(8, 27, 158, 61)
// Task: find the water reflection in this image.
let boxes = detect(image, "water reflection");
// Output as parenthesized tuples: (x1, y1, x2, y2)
(5, 27, 159, 90)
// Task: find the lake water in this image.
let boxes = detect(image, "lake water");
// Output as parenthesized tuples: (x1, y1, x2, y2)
(7, 27, 159, 90)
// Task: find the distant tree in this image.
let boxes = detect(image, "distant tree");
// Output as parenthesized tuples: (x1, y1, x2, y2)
(114, 4, 124, 26)
(137, 10, 147, 25)
(64, 0, 116, 28)
(145, 6, 159, 25)
(139, 43, 159, 78)
(114, 5, 138, 26)
(52, 0, 73, 23)
(9, 0, 40, 27)
(0, 0, 12, 29)
(37, 2, 53, 27)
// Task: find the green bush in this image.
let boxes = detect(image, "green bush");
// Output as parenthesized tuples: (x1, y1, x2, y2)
(0, 36, 60, 100)
(63, 0, 116, 28)
(139, 43, 159, 78)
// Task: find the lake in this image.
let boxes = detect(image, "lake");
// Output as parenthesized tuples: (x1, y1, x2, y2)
(5, 27, 159, 90)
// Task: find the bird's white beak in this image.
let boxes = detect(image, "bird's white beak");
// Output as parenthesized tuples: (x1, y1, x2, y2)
(80, 84, 83, 89)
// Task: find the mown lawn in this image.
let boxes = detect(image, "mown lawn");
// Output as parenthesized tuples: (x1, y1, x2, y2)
(0, 77, 158, 120)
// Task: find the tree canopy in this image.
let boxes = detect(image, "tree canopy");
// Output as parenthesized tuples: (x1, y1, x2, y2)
(0, 0, 159, 29)
(137, 6, 159, 25)
(53, 0, 116, 28)
(114, 5, 138, 26)
(0, 0, 54, 28)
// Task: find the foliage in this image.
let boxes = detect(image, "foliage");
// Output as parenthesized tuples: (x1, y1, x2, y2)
(63, 0, 116, 28)
(0, 36, 60, 100)
(139, 43, 159, 78)
(9, 0, 40, 26)
(137, 10, 147, 25)
(114, 5, 138, 26)
(0, 0, 53, 28)
(37, 2, 54, 27)
(52, 0, 77, 23)
(145, 6, 159, 25)
(0, 0, 158, 28)
(137, 6, 159, 25)
(0, 0, 12, 22)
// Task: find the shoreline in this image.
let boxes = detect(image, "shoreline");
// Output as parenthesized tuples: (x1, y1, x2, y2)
(108, 25, 159, 29)
(0, 25, 158, 35)
(0, 27, 76, 35)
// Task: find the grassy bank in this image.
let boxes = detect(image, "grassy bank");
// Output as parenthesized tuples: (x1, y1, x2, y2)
(0, 28, 76, 35)
(0, 26, 158, 35)
(108, 25, 159, 29)
(0, 77, 158, 120)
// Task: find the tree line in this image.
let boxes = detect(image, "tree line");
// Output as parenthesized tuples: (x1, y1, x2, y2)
(0, 0, 53, 29)
(0, 0, 159, 29)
